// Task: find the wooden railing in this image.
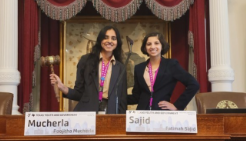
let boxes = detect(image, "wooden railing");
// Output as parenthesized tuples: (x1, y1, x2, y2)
(0, 114, 246, 141)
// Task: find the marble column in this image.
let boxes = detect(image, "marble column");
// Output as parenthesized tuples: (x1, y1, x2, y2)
(208, 0, 234, 91)
(0, 0, 21, 114)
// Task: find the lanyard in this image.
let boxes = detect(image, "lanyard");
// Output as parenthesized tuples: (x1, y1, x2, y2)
(148, 61, 160, 110)
(99, 60, 110, 101)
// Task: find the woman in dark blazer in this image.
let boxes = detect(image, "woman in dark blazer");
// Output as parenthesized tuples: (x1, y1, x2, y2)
(128, 32, 199, 110)
(50, 26, 127, 114)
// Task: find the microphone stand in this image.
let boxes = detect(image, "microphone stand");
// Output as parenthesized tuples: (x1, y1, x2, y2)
(115, 39, 133, 114)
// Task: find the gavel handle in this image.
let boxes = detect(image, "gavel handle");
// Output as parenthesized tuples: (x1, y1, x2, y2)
(50, 64, 60, 102)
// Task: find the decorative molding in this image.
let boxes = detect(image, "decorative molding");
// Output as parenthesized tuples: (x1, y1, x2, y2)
(208, 69, 234, 81)
(0, 70, 20, 85)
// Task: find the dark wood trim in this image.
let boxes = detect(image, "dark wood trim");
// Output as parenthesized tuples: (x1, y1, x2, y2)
(1, 114, 246, 140)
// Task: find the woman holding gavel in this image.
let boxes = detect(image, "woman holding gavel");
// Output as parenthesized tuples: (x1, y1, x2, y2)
(50, 26, 127, 114)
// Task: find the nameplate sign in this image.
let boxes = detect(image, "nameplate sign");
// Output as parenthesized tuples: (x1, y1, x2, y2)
(24, 112, 96, 136)
(126, 110, 197, 133)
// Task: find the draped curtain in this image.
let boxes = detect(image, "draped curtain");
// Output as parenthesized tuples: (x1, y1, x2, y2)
(185, 0, 208, 110)
(36, 0, 87, 21)
(170, 13, 189, 104)
(92, 0, 142, 22)
(18, 0, 60, 113)
(40, 13, 60, 111)
(189, 0, 208, 92)
(145, 0, 194, 21)
(18, 0, 39, 113)
(36, 0, 194, 22)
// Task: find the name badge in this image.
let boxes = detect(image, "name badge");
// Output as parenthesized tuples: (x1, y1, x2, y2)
(24, 112, 96, 136)
(126, 110, 197, 133)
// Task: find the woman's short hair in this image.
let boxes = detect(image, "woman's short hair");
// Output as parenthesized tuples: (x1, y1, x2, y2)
(141, 32, 170, 56)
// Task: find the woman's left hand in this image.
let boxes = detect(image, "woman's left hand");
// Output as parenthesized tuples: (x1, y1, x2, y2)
(158, 101, 177, 110)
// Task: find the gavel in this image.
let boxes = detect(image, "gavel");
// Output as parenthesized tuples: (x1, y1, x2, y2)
(40, 55, 60, 102)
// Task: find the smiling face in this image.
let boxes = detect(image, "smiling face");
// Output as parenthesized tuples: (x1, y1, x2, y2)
(145, 36, 162, 58)
(101, 29, 117, 55)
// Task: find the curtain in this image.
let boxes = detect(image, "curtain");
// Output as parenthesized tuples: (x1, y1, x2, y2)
(145, 0, 194, 21)
(36, 0, 194, 22)
(91, 0, 193, 22)
(36, 0, 87, 21)
(189, 0, 208, 92)
(40, 13, 60, 111)
(18, 0, 39, 113)
(92, 0, 142, 22)
(185, 0, 208, 110)
(170, 13, 189, 104)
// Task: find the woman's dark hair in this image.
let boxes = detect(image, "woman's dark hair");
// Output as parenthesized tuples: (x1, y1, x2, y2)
(84, 25, 123, 81)
(141, 32, 170, 56)
(91, 25, 123, 63)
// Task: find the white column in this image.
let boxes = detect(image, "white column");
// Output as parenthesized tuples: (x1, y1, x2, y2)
(208, 0, 234, 92)
(0, 0, 21, 114)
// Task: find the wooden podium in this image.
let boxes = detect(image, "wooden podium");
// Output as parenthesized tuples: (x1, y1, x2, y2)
(0, 114, 246, 141)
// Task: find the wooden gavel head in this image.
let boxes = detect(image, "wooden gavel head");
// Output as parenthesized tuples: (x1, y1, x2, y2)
(40, 55, 60, 67)
(40, 55, 60, 74)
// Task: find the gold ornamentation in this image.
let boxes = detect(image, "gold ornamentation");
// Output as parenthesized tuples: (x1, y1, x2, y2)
(216, 100, 238, 109)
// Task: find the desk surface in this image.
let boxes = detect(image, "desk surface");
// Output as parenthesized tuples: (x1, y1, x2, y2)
(0, 114, 246, 141)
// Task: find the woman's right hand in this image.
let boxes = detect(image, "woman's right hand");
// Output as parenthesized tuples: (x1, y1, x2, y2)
(50, 74, 69, 94)
(158, 101, 177, 110)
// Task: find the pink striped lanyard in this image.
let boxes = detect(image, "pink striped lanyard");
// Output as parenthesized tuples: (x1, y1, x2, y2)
(148, 61, 160, 110)
(99, 60, 110, 101)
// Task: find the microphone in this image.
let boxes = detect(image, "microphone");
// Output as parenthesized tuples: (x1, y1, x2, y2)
(115, 36, 134, 114)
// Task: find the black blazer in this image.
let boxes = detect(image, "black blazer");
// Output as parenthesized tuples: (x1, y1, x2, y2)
(64, 54, 127, 114)
(128, 57, 200, 110)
